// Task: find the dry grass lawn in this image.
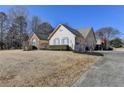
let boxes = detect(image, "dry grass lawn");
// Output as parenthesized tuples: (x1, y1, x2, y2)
(0, 50, 100, 87)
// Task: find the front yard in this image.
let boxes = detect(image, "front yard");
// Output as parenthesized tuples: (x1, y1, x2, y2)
(0, 50, 101, 87)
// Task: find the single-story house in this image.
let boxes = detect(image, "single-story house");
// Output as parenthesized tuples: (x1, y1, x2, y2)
(29, 32, 48, 49)
(48, 24, 96, 52)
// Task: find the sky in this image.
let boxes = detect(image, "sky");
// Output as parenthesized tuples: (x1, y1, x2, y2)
(0, 5, 124, 37)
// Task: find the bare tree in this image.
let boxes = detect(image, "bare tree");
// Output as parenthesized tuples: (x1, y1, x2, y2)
(13, 16, 28, 48)
(6, 24, 19, 49)
(0, 12, 8, 49)
(32, 16, 41, 33)
(8, 6, 28, 23)
(8, 6, 28, 49)
(95, 27, 120, 40)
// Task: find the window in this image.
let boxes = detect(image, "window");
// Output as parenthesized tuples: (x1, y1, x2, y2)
(61, 37, 69, 45)
(54, 38, 60, 45)
(59, 29, 63, 32)
(32, 39, 37, 46)
(61, 39, 64, 44)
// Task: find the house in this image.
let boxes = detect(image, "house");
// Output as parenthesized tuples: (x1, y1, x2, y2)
(78, 27, 96, 51)
(48, 24, 96, 52)
(29, 32, 49, 49)
(96, 38, 110, 50)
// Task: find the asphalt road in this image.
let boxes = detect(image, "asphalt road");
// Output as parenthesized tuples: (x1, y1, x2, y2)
(73, 51, 124, 87)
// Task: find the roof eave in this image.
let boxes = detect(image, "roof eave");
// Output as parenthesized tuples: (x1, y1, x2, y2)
(48, 24, 62, 40)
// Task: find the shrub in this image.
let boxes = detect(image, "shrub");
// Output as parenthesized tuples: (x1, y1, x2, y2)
(73, 51, 104, 56)
(110, 38, 123, 48)
(40, 45, 49, 50)
(0, 41, 5, 50)
(23, 45, 32, 51)
(32, 46, 38, 50)
(47, 45, 72, 51)
(107, 47, 113, 51)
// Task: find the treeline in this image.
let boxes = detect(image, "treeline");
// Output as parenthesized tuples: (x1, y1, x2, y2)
(0, 6, 53, 50)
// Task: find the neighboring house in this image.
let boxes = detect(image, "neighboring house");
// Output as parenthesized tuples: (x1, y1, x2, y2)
(96, 38, 103, 50)
(96, 36, 110, 50)
(78, 27, 96, 51)
(29, 32, 48, 49)
(48, 24, 96, 52)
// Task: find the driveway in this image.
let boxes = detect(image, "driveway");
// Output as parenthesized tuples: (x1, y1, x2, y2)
(73, 51, 124, 87)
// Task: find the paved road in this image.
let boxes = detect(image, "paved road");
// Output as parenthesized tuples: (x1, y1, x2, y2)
(73, 51, 124, 87)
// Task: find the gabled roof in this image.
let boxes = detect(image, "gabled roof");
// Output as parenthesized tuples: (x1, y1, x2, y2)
(62, 24, 83, 37)
(78, 27, 93, 38)
(48, 24, 83, 40)
(78, 27, 97, 42)
(31, 31, 49, 40)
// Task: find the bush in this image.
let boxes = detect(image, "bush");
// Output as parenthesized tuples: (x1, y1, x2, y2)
(40, 45, 49, 50)
(23, 45, 32, 51)
(110, 38, 123, 48)
(32, 46, 38, 50)
(107, 47, 113, 51)
(47, 45, 72, 51)
(0, 41, 5, 50)
(73, 51, 104, 56)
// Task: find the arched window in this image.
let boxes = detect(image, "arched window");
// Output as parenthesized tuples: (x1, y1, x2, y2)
(54, 38, 60, 45)
(32, 39, 37, 46)
(61, 37, 69, 45)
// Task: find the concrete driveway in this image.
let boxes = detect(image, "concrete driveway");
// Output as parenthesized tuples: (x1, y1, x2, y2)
(73, 51, 124, 87)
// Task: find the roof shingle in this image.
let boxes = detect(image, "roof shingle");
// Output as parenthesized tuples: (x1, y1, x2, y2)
(33, 31, 49, 40)
(78, 27, 92, 38)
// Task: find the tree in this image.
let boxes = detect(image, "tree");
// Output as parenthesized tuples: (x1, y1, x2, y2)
(8, 6, 28, 49)
(6, 24, 19, 49)
(31, 16, 41, 33)
(110, 38, 123, 48)
(8, 6, 28, 23)
(95, 27, 120, 40)
(31, 16, 53, 35)
(37, 22, 53, 35)
(0, 12, 8, 49)
(12, 16, 28, 48)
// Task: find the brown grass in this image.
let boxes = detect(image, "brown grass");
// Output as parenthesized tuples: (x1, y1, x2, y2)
(0, 50, 100, 87)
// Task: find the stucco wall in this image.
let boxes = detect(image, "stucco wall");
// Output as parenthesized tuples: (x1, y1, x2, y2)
(49, 25, 76, 50)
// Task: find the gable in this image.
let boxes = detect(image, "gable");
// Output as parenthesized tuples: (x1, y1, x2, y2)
(49, 25, 77, 50)
(78, 28, 92, 38)
(87, 28, 96, 42)
(48, 24, 61, 40)
(50, 25, 76, 39)
(48, 24, 83, 40)
(29, 32, 40, 41)
(78, 27, 96, 41)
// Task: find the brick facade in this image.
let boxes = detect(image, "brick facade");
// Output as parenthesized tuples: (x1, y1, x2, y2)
(29, 33, 48, 49)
